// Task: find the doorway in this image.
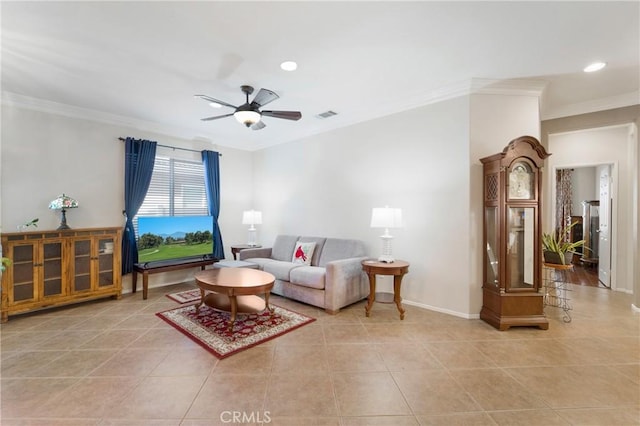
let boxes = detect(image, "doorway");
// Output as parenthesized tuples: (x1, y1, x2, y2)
(555, 165, 612, 288)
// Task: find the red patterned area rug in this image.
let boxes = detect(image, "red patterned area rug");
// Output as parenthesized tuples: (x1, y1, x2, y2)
(166, 289, 201, 304)
(156, 304, 316, 359)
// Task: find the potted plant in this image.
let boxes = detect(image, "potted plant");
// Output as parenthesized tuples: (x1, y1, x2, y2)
(542, 221, 586, 265)
(1, 257, 10, 273)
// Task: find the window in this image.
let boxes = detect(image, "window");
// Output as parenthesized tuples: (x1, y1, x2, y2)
(135, 156, 208, 226)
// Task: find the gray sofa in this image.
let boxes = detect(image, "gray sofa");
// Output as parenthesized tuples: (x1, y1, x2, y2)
(238, 235, 369, 314)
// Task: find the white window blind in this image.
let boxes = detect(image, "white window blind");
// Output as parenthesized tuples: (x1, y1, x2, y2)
(134, 156, 208, 233)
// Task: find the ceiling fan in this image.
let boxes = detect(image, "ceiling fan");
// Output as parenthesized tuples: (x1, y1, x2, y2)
(195, 85, 302, 130)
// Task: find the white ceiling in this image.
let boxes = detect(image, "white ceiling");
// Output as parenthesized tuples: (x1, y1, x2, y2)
(2, 1, 638, 151)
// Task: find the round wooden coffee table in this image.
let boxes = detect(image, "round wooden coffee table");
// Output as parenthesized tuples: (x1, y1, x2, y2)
(193, 268, 275, 330)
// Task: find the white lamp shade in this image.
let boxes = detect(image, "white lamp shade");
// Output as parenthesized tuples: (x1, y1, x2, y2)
(242, 210, 263, 226)
(234, 110, 261, 126)
(370, 207, 403, 229)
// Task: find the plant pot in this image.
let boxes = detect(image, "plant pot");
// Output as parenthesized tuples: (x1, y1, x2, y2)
(543, 251, 572, 265)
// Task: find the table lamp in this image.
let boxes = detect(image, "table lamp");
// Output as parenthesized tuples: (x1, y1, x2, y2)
(242, 210, 262, 246)
(48, 193, 79, 230)
(370, 206, 403, 263)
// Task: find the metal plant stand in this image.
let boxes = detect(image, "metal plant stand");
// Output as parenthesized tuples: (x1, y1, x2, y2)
(543, 263, 573, 323)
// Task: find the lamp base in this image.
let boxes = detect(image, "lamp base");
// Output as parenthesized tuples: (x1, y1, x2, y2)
(377, 255, 395, 263)
(247, 227, 258, 247)
(57, 208, 71, 230)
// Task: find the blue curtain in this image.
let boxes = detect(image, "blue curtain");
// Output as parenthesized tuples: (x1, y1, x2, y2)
(202, 150, 225, 259)
(122, 138, 157, 274)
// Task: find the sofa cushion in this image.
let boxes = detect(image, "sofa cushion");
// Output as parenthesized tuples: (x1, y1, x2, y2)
(298, 237, 327, 266)
(289, 266, 326, 290)
(318, 238, 367, 267)
(243, 257, 275, 270)
(271, 235, 300, 262)
(262, 260, 303, 281)
(292, 242, 316, 266)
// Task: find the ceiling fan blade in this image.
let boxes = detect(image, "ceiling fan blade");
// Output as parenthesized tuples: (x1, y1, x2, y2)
(251, 121, 266, 131)
(251, 88, 279, 108)
(194, 94, 237, 109)
(261, 110, 302, 121)
(200, 113, 234, 121)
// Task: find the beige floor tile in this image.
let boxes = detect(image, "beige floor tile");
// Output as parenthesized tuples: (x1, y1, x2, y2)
(89, 348, 169, 377)
(425, 341, 498, 370)
(1, 377, 79, 418)
(272, 321, 325, 345)
(332, 371, 411, 416)
(506, 364, 640, 408)
(32, 349, 118, 377)
(105, 375, 205, 419)
(323, 323, 370, 344)
(149, 346, 218, 376)
(488, 409, 570, 425)
(185, 373, 268, 419)
(327, 343, 386, 372)
(341, 416, 419, 425)
(271, 344, 329, 372)
(212, 345, 275, 374)
(37, 377, 141, 418)
(1, 350, 66, 378)
(375, 342, 443, 371)
(1, 281, 638, 425)
(449, 368, 548, 411)
(416, 412, 497, 425)
(555, 406, 640, 425)
(392, 370, 482, 415)
(269, 416, 341, 426)
(265, 372, 338, 417)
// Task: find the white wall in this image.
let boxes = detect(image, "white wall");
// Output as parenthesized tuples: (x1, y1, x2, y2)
(469, 93, 541, 314)
(253, 96, 475, 316)
(1, 105, 254, 293)
(547, 124, 636, 293)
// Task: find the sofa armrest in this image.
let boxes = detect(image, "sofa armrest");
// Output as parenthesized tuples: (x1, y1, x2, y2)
(324, 256, 369, 313)
(238, 247, 272, 260)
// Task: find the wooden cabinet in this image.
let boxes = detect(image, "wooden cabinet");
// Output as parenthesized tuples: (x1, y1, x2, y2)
(1, 227, 122, 322)
(480, 136, 550, 331)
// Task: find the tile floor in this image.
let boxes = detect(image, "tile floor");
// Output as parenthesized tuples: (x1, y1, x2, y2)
(1, 282, 638, 425)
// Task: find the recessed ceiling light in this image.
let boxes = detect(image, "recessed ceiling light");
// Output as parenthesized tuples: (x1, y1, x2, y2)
(280, 61, 298, 71)
(209, 102, 222, 108)
(583, 62, 607, 73)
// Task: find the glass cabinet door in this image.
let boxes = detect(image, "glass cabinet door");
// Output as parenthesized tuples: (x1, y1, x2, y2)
(11, 243, 36, 302)
(507, 207, 535, 290)
(72, 238, 92, 292)
(485, 207, 499, 286)
(97, 237, 116, 288)
(42, 240, 65, 298)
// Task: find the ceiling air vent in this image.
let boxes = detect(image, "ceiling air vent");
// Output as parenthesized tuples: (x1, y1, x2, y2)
(316, 110, 338, 119)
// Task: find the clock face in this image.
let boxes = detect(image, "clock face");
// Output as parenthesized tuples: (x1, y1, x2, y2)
(509, 162, 533, 199)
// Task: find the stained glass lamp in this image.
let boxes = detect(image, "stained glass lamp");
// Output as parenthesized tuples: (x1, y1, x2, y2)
(48, 194, 79, 230)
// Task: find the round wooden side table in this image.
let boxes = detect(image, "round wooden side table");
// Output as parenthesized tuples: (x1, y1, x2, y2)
(361, 259, 410, 320)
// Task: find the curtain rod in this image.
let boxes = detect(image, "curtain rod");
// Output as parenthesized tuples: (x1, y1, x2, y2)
(118, 138, 221, 156)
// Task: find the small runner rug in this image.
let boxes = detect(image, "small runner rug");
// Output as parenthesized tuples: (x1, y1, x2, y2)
(166, 289, 202, 304)
(156, 304, 316, 359)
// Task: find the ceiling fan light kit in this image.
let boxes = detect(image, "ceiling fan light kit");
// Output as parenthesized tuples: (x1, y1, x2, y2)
(196, 85, 302, 130)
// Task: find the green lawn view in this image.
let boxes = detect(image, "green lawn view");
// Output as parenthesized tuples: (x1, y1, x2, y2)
(138, 242, 213, 262)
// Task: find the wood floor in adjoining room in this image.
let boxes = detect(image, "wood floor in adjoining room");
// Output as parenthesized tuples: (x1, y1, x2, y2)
(566, 263, 602, 288)
(1, 280, 638, 425)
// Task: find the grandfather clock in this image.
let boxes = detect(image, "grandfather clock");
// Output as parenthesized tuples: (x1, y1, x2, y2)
(480, 136, 550, 330)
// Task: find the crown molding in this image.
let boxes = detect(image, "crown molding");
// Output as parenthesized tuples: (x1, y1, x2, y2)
(541, 90, 640, 120)
(1, 91, 199, 141)
(471, 78, 548, 96)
